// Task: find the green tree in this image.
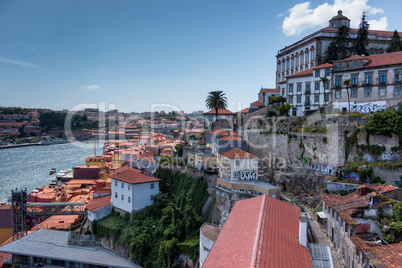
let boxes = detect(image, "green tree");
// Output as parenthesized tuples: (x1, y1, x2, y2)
(278, 103, 291, 116)
(205, 91, 228, 123)
(324, 25, 350, 62)
(268, 96, 287, 105)
(355, 12, 370, 56)
(387, 30, 402, 53)
(364, 107, 401, 136)
(175, 144, 183, 157)
(343, 79, 352, 119)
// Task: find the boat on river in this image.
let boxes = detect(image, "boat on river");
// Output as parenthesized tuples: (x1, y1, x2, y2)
(49, 168, 56, 175)
(56, 169, 73, 179)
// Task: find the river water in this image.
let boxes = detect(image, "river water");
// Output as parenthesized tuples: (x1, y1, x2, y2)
(0, 142, 103, 202)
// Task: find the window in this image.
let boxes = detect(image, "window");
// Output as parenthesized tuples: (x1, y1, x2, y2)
(297, 84, 302, 92)
(315, 82, 320, 90)
(379, 87, 386, 96)
(121, 194, 124, 201)
(325, 69, 330, 76)
(351, 75, 358, 86)
(315, 70, 320, 77)
(289, 96, 293, 103)
(151, 183, 155, 189)
(379, 73, 387, 84)
(150, 195, 155, 201)
(336, 77, 342, 87)
(335, 90, 341, 99)
(300, 54, 304, 64)
(365, 87, 372, 97)
(289, 84, 293, 92)
(338, 64, 342, 70)
(351, 88, 358, 98)
(305, 96, 310, 105)
(311, 50, 315, 60)
(305, 52, 309, 62)
(395, 71, 402, 83)
(324, 94, 329, 102)
(287, 60, 290, 68)
(325, 82, 330, 90)
(345, 62, 350, 69)
(297, 96, 301, 103)
(115, 192, 117, 198)
(354, 61, 359, 68)
(128, 184, 131, 190)
(296, 56, 299, 65)
(395, 86, 402, 96)
(128, 196, 131, 203)
(236, 160, 240, 166)
(305, 83, 311, 93)
(291, 58, 294, 67)
(365, 74, 372, 85)
(121, 182, 124, 189)
(314, 95, 319, 103)
(115, 180, 117, 186)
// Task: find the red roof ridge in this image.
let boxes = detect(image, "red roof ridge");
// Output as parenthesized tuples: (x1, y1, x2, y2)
(252, 194, 266, 266)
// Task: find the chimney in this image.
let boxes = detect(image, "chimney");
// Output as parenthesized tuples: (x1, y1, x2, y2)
(299, 212, 309, 248)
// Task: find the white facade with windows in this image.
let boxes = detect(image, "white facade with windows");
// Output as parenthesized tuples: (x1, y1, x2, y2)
(331, 52, 402, 113)
(276, 10, 397, 88)
(111, 168, 160, 214)
(285, 64, 333, 116)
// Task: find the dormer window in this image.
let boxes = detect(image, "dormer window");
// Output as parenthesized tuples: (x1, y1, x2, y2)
(338, 64, 342, 70)
(354, 61, 359, 68)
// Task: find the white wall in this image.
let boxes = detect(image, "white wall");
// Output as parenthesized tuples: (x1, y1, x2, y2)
(111, 178, 134, 213)
(132, 181, 159, 211)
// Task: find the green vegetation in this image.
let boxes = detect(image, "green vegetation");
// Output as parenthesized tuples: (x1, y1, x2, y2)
(266, 110, 277, 117)
(290, 126, 328, 133)
(94, 169, 208, 268)
(278, 103, 291, 116)
(344, 128, 360, 161)
(268, 96, 287, 105)
(387, 30, 402, 53)
(39, 112, 98, 130)
(0, 107, 28, 114)
(324, 25, 350, 63)
(359, 144, 386, 155)
(363, 107, 401, 136)
(322, 136, 328, 144)
(355, 12, 369, 56)
(175, 144, 183, 157)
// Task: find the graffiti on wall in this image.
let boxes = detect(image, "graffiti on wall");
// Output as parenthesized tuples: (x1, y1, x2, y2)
(345, 172, 370, 184)
(351, 101, 386, 114)
(380, 152, 399, 161)
(233, 169, 256, 180)
(299, 156, 336, 175)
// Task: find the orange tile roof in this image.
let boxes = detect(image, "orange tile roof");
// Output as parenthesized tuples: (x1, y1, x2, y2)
(204, 108, 235, 115)
(219, 135, 244, 141)
(312, 63, 333, 70)
(220, 147, 256, 159)
(321, 26, 401, 37)
(250, 101, 264, 107)
(261, 88, 280, 93)
(65, 180, 96, 185)
(286, 68, 313, 78)
(86, 195, 111, 212)
(237, 108, 250, 114)
(32, 215, 81, 230)
(203, 195, 313, 268)
(111, 166, 160, 185)
(205, 129, 230, 135)
(337, 51, 402, 69)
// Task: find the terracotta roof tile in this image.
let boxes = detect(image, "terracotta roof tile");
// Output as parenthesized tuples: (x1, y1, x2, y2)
(312, 63, 333, 70)
(111, 166, 160, 185)
(219, 135, 244, 141)
(321, 26, 401, 37)
(286, 68, 314, 78)
(250, 101, 264, 107)
(86, 195, 111, 212)
(260, 88, 280, 93)
(337, 51, 402, 68)
(220, 148, 256, 159)
(237, 108, 250, 114)
(204, 108, 235, 115)
(203, 195, 313, 268)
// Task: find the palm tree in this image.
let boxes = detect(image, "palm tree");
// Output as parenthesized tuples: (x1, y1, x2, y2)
(343, 79, 352, 122)
(320, 76, 329, 104)
(205, 91, 228, 125)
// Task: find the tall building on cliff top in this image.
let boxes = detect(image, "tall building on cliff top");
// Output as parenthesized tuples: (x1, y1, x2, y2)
(276, 10, 401, 88)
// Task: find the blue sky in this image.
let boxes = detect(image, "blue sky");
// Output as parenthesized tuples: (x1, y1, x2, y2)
(0, 0, 400, 113)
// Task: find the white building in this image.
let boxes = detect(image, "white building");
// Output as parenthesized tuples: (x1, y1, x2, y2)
(285, 63, 333, 116)
(276, 10, 400, 88)
(203, 108, 235, 129)
(111, 165, 160, 214)
(331, 51, 402, 113)
(218, 148, 258, 180)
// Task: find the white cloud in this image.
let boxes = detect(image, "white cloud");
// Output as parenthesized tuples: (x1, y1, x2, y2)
(86, 85, 100, 90)
(0, 57, 42, 69)
(281, 0, 388, 36)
